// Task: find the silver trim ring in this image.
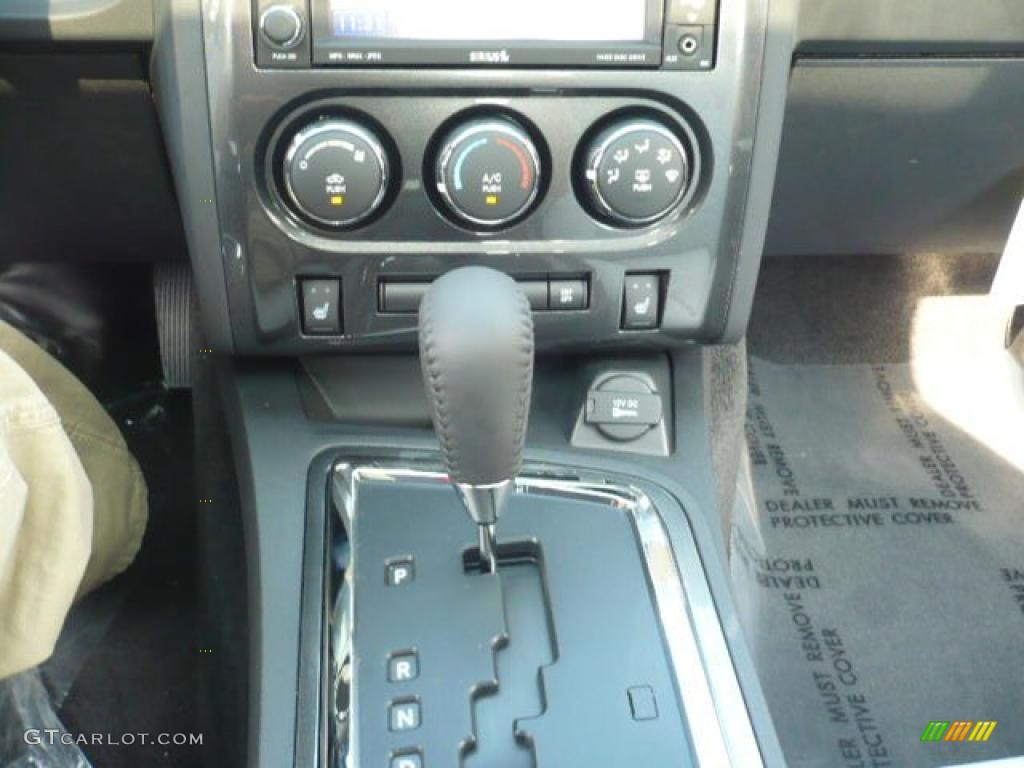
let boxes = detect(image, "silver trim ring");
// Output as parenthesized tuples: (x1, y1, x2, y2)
(329, 462, 765, 768)
(585, 120, 691, 227)
(259, 5, 304, 50)
(282, 119, 390, 229)
(435, 119, 542, 228)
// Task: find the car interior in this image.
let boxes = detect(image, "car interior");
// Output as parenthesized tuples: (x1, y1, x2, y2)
(0, 1, 1022, 767)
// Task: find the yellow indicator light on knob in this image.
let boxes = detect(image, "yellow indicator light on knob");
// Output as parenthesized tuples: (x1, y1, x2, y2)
(485, 195, 499, 206)
(330, 195, 345, 206)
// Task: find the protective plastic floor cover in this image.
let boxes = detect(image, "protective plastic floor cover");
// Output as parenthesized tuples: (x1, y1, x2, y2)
(732, 355, 1024, 768)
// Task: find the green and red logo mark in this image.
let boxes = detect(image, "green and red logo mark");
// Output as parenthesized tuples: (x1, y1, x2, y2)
(921, 721, 997, 743)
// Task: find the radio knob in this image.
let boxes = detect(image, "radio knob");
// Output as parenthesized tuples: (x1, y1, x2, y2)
(581, 119, 690, 227)
(282, 120, 391, 229)
(260, 4, 304, 49)
(435, 117, 542, 228)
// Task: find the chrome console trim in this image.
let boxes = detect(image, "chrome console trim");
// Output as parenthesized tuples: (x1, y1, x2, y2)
(329, 462, 763, 768)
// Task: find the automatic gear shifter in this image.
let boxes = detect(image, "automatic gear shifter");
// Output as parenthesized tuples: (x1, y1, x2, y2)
(418, 267, 535, 573)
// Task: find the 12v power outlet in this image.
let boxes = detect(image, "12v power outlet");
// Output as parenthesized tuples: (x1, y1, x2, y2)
(585, 374, 664, 441)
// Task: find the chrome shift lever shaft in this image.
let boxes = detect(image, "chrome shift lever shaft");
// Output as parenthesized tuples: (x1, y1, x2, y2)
(456, 480, 513, 572)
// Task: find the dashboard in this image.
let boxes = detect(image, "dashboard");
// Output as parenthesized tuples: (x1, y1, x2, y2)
(148, 0, 792, 354)
(4, 1, 1024, 357)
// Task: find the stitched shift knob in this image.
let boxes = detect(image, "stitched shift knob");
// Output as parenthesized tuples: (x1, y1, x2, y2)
(418, 267, 535, 488)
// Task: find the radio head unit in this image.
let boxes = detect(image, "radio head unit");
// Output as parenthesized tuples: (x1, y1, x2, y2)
(254, 0, 718, 71)
(312, 0, 663, 67)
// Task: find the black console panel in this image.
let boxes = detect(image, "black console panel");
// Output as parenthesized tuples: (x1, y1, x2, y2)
(336, 476, 696, 767)
(194, 0, 776, 354)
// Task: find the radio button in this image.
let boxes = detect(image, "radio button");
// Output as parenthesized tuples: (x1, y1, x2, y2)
(260, 4, 304, 50)
(282, 120, 391, 229)
(434, 117, 542, 229)
(581, 120, 690, 227)
(666, 0, 717, 26)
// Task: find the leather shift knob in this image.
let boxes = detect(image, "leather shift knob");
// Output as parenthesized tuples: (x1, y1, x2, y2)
(418, 267, 534, 487)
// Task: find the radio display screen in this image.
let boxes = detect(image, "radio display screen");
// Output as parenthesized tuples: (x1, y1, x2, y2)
(327, 0, 648, 43)
(311, 0, 664, 68)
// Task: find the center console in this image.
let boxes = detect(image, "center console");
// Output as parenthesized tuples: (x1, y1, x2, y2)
(150, 0, 797, 764)
(155, 0, 792, 356)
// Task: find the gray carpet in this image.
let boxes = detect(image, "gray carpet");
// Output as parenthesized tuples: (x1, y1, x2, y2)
(748, 253, 999, 365)
(736, 254, 1024, 767)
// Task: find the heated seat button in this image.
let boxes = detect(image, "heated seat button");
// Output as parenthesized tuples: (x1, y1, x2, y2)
(549, 279, 589, 311)
(622, 274, 660, 330)
(300, 279, 341, 335)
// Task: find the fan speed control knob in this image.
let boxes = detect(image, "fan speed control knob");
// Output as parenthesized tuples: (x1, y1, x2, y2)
(282, 119, 390, 229)
(582, 120, 690, 227)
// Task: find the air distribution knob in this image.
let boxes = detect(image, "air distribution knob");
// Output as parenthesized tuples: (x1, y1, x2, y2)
(282, 119, 390, 229)
(581, 118, 690, 227)
(435, 117, 542, 228)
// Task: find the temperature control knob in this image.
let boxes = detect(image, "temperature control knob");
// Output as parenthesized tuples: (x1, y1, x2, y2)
(581, 119, 690, 227)
(435, 117, 542, 228)
(282, 119, 390, 229)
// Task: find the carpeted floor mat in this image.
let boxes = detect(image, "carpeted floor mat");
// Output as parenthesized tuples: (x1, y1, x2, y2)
(57, 390, 200, 768)
(732, 352, 1024, 768)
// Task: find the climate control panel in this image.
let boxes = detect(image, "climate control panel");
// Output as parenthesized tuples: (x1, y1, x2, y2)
(240, 89, 744, 353)
(274, 110, 694, 234)
(176, 0, 778, 356)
